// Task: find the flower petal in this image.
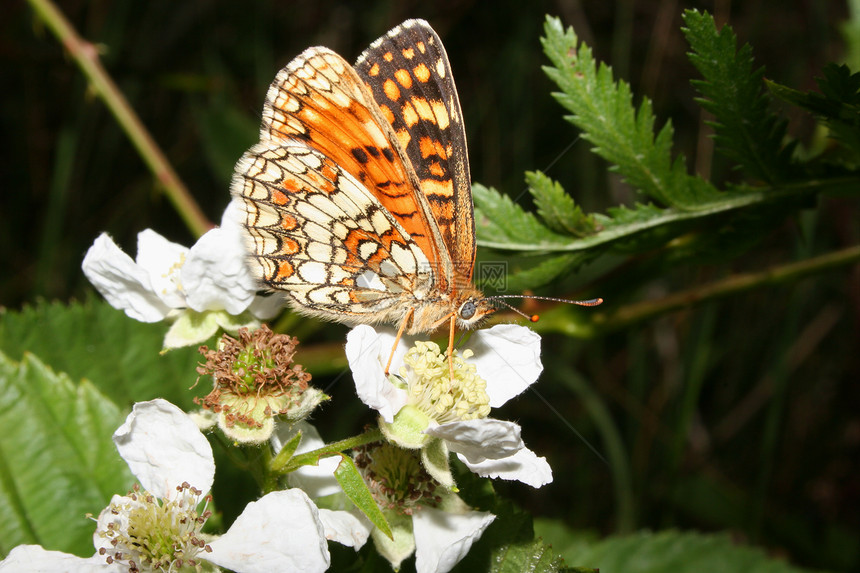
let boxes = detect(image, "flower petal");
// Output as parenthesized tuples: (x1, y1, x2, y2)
(317, 508, 371, 548)
(247, 292, 285, 320)
(345, 326, 408, 422)
(182, 224, 257, 314)
(457, 446, 553, 488)
(467, 324, 542, 408)
(112, 399, 215, 498)
(413, 507, 495, 573)
(207, 489, 330, 573)
(82, 233, 171, 322)
(92, 494, 134, 556)
(0, 545, 111, 573)
(425, 418, 524, 461)
(272, 422, 341, 499)
(135, 229, 188, 308)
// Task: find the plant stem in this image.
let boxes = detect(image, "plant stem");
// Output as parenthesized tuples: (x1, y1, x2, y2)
(27, 0, 211, 238)
(272, 427, 384, 475)
(539, 244, 860, 335)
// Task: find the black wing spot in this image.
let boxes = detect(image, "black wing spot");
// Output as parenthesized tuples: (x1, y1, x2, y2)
(351, 147, 369, 164)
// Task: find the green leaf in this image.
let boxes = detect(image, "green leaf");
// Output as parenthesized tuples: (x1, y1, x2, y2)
(270, 429, 303, 473)
(0, 299, 203, 410)
(541, 16, 722, 210)
(682, 10, 794, 183)
(333, 454, 392, 539)
(526, 171, 598, 237)
(482, 251, 595, 293)
(767, 64, 860, 159)
(488, 539, 568, 573)
(533, 525, 823, 573)
(0, 351, 133, 557)
(473, 183, 572, 249)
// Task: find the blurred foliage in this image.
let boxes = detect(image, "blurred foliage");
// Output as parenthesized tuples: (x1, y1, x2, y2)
(2, 1, 859, 572)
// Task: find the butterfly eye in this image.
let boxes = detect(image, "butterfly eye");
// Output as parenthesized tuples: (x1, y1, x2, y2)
(459, 299, 477, 320)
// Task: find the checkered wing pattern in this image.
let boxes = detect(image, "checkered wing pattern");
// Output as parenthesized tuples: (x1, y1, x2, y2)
(233, 141, 434, 324)
(231, 19, 492, 333)
(256, 43, 452, 291)
(355, 20, 476, 283)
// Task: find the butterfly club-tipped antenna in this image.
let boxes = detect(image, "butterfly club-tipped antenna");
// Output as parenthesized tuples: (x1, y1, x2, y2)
(484, 294, 604, 323)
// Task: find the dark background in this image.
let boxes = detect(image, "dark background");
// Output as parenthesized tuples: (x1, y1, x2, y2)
(3, 1, 858, 571)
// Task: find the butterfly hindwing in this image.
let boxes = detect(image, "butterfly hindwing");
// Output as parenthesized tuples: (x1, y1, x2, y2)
(232, 141, 435, 324)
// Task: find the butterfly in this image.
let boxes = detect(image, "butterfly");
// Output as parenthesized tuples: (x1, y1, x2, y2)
(231, 19, 599, 368)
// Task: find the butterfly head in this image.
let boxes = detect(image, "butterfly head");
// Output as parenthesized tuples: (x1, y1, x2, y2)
(454, 292, 496, 330)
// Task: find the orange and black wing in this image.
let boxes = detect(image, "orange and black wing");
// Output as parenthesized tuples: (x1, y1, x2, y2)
(258, 45, 452, 291)
(354, 19, 476, 285)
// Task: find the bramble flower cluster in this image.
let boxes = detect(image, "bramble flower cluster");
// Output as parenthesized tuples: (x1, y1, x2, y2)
(6, 199, 553, 573)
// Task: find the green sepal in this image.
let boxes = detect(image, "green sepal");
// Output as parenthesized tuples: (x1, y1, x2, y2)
(333, 454, 393, 539)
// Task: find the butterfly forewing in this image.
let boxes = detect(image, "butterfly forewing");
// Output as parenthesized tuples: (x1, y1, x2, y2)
(258, 46, 451, 289)
(354, 19, 476, 284)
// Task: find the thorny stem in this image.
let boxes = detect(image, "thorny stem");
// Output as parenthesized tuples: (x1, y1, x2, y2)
(27, 0, 211, 237)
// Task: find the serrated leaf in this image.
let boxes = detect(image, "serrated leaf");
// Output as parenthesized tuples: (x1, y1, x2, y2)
(0, 299, 202, 410)
(541, 16, 722, 210)
(0, 351, 133, 557)
(473, 183, 571, 248)
(503, 253, 593, 292)
(333, 454, 392, 539)
(535, 525, 821, 573)
(682, 10, 794, 182)
(767, 64, 860, 158)
(526, 171, 598, 237)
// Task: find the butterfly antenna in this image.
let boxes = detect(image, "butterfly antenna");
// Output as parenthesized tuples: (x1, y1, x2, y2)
(485, 294, 603, 323)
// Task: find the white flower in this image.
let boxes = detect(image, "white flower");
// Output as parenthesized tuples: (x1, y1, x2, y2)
(345, 324, 553, 489)
(271, 424, 494, 573)
(0, 399, 331, 573)
(81, 201, 282, 348)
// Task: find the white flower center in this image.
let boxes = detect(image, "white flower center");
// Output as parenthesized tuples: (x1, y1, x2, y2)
(399, 341, 491, 425)
(95, 482, 211, 572)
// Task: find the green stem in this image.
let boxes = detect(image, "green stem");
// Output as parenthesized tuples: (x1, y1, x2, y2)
(558, 365, 636, 533)
(272, 427, 384, 475)
(27, 0, 211, 238)
(538, 244, 860, 336)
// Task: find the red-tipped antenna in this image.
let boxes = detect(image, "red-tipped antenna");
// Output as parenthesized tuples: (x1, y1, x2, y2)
(486, 294, 603, 323)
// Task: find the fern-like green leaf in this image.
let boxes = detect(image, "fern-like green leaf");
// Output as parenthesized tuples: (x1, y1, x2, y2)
(526, 171, 598, 237)
(767, 63, 860, 160)
(472, 183, 571, 248)
(682, 10, 795, 183)
(541, 16, 722, 210)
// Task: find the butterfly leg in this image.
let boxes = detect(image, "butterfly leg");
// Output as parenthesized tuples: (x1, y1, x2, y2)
(384, 307, 414, 376)
(447, 314, 456, 382)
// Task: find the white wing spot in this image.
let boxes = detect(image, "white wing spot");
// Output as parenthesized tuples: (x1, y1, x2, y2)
(357, 270, 386, 291)
(298, 261, 327, 284)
